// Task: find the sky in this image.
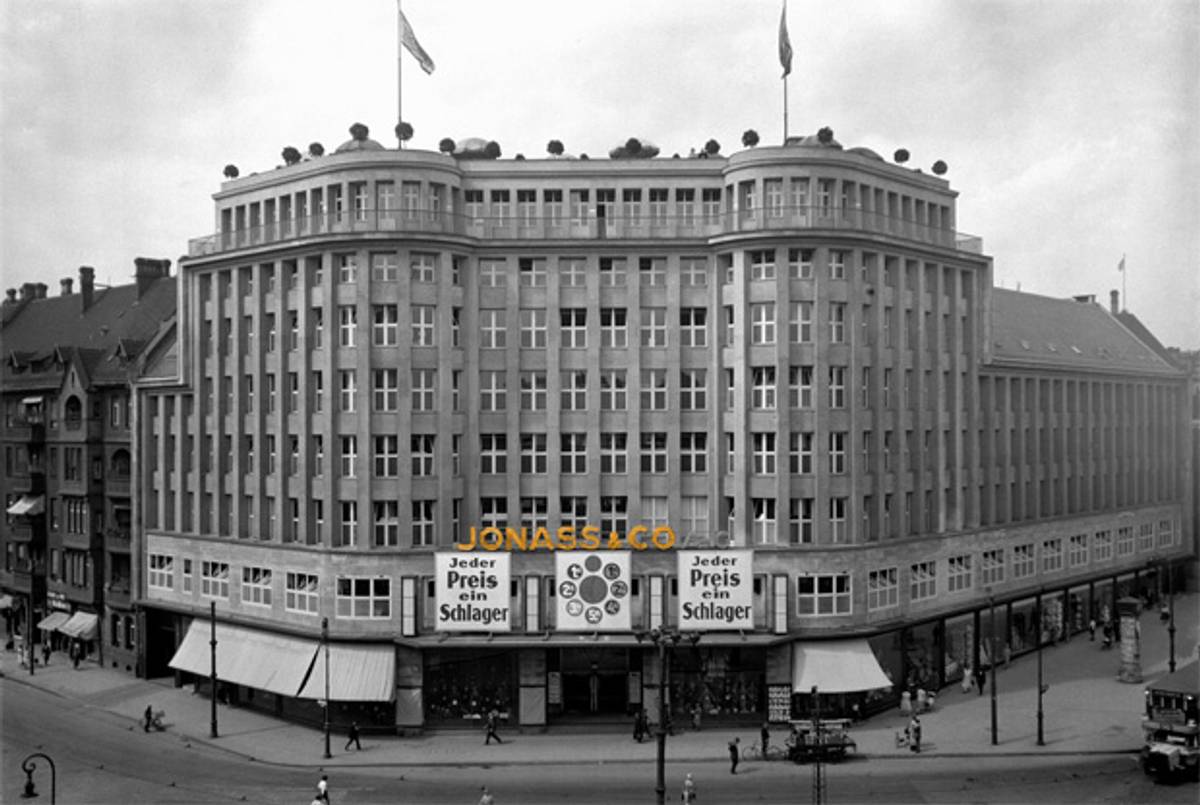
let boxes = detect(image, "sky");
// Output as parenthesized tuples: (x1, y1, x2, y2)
(2, 0, 1197, 349)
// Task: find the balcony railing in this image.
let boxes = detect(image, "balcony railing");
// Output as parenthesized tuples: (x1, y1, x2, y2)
(188, 205, 982, 257)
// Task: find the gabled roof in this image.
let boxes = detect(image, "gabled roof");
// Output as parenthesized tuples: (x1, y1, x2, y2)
(989, 289, 1181, 376)
(1, 275, 176, 387)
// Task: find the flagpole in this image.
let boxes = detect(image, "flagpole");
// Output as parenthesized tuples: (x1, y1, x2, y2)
(783, 74, 789, 143)
(1121, 253, 1126, 311)
(397, 0, 404, 147)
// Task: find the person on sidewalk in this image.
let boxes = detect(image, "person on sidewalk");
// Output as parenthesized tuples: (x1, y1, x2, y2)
(960, 667, 973, 694)
(1088, 618, 1097, 640)
(478, 785, 495, 805)
(633, 709, 646, 743)
(485, 709, 503, 745)
(71, 640, 81, 669)
(681, 773, 697, 803)
(974, 666, 986, 695)
(760, 722, 771, 757)
(315, 773, 329, 803)
(909, 715, 921, 753)
(344, 721, 362, 751)
(41, 642, 50, 667)
(728, 736, 740, 774)
(144, 704, 154, 732)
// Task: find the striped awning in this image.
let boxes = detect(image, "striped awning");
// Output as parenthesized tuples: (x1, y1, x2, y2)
(169, 620, 319, 697)
(37, 611, 70, 631)
(298, 644, 395, 702)
(791, 638, 893, 694)
(58, 611, 100, 641)
(6, 495, 44, 516)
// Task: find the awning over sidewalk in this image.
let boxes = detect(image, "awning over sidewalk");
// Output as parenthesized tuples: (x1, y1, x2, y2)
(58, 611, 99, 641)
(0, 594, 14, 610)
(298, 644, 395, 702)
(37, 611, 70, 631)
(169, 620, 320, 698)
(6, 495, 44, 516)
(791, 638, 893, 693)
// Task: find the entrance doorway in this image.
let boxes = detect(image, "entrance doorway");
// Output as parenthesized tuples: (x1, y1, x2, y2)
(559, 647, 631, 716)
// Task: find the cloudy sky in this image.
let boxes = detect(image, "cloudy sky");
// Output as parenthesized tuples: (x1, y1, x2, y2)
(2, 0, 1197, 348)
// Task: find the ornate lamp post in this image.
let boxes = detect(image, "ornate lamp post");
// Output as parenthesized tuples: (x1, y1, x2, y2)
(637, 626, 700, 805)
(985, 590, 998, 745)
(1165, 559, 1177, 674)
(209, 601, 218, 739)
(20, 752, 56, 803)
(322, 616, 332, 759)
(1035, 588, 1046, 747)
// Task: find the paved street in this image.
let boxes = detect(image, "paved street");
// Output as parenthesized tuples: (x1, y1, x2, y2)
(3, 594, 1197, 803)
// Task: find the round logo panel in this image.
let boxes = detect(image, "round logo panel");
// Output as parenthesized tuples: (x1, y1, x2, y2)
(556, 552, 630, 630)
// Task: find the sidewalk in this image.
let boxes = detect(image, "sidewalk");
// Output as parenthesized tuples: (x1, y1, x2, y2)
(3, 594, 1196, 769)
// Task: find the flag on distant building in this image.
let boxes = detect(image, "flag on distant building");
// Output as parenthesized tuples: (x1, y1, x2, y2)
(399, 5, 435, 74)
(1118, 255, 1126, 272)
(778, 2, 793, 78)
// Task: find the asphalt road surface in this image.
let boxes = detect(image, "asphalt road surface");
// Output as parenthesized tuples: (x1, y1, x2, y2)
(3, 680, 1195, 804)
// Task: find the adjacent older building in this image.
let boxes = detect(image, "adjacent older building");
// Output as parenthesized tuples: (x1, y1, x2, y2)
(1, 262, 175, 674)
(133, 126, 1193, 731)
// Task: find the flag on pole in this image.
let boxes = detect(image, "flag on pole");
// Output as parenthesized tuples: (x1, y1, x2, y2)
(399, 5, 435, 74)
(778, 2, 793, 79)
(1118, 254, 1125, 272)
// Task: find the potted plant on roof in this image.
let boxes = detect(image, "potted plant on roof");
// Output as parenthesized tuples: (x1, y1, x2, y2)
(742, 129, 760, 148)
(547, 139, 565, 157)
(223, 164, 239, 179)
(609, 137, 660, 159)
(281, 146, 302, 166)
(439, 137, 457, 154)
(308, 142, 325, 158)
(395, 121, 414, 146)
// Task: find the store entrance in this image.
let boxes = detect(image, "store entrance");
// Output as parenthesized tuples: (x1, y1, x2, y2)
(559, 647, 631, 716)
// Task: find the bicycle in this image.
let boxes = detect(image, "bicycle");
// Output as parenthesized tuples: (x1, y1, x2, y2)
(743, 741, 786, 761)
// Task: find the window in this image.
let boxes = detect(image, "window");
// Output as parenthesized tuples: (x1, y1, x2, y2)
(640, 369, 668, 410)
(242, 567, 272, 606)
(479, 258, 507, 287)
(374, 435, 399, 477)
(412, 369, 436, 411)
(723, 305, 735, 346)
(750, 302, 776, 344)
(201, 561, 230, 599)
(829, 250, 846, 279)
(1012, 543, 1035, 579)
(749, 250, 776, 281)
(600, 257, 627, 286)
(373, 500, 400, 546)
(867, 568, 899, 611)
(312, 371, 325, 412)
(561, 308, 587, 348)
(788, 248, 814, 279)
(600, 496, 628, 535)
(796, 573, 851, 615)
(481, 434, 508, 474)
(452, 435, 461, 475)
(1117, 526, 1134, 557)
(640, 432, 668, 473)
(412, 500, 435, 546)
(789, 301, 813, 343)
(681, 496, 709, 539)
(751, 498, 777, 544)
(1093, 530, 1112, 562)
(752, 432, 776, 474)
(599, 370, 627, 411)
(285, 572, 319, 614)
(336, 577, 391, 619)
(680, 432, 707, 473)
(947, 555, 972, 593)
(411, 305, 436, 346)
(339, 500, 358, 547)
(752, 367, 776, 409)
(520, 308, 548, 348)
(480, 370, 507, 412)
(410, 252, 435, 283)
(681, 257, 707, 286)
(519, 257, 547, 287)
(1158, 519, 1174, 548)
(371, 252, 399, 282)
(789, 366, 814, 408)
(561, 433, 587, 474)
(980, 549, 1004, 586)
(639, 257, 666, 286)
(600, 432, 627, 473)
(829, 497, 847, 542)
(1041, 538, 1063, 573)
(373, 369, 398, 411)
(338, 305, 357, 347)
(480, 309, 507, 348)
(411, 435, 435, 476)
(1138, 522, 1155, 552)
(340, 435, 358, 477)
(680, 369, 707, 410)
(829, 302, 847, 343)
(521, 433, 548, 473)
(451, 307, 461, 347)
(264, 313, 277, 352)
(601, 308, 628, 348)
(909, 561, 936, 602)
(789, 432, 814, 474)
(829, 432, 846, 474)
(520, 371, 547, 411)
(561, 496, 588, 532)
(372, 304, 398, 346)
(521, 496, 549, 530)
(790, 499, 814, 544)
(480, 497, 507, 529)
(829, 366, 847, 408)
(1069, 534, 1088, 567)
(148, 554, 174, 590)
(680, 308, 707, 347)
(559, 257, 586, 287)
(560, 370, 588, 411)
(641, 307, 667, 347)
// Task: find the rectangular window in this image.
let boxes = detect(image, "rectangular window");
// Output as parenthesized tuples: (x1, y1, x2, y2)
(980, 549, 1005, 586)
(909, 561, 936, 602)
(640, 369, 667, 410)
(640, 432, 668, 473)
(559, 257, 586, 287)
(749, 249, 776, 281)
(480, 434, 508, 474)
(829, 302, 847, 343)
(561, 433, 587, 474)
(412, 368, 436, 411)
(867, 568, 899, 611)
(412, 500, 435, 546)
(521, 433, 548, 474)
(339, 305, 357, 347)
(335, 577, 391, 619)
(599, 370, 627, 411)
(374, 435, 399, 477)
(829, 366, 846, 409)
(640, 307, 667, 347)
(600, 432, 628, 474)
(561, 308, 587, 348)
(600, 308, 628, 348)
(480, 370, 508, 412)
(1068, 534, 1088, 567)
(681, 257, 707, 286)
(285, 572, 319, 614)
(788, 248, 815, 279)
(600, 257, 627, 286)
(600, 496, 628, 535)
(789, 498, 814, 544)
(752, 367, 776, 410)
(520, 371, 547, 411)
(479, 258, 507, 287)
(750, 302, 776, 344)
(829, 432, 846, 474)
(947, 555, 972, 593)
(789, 301, 813, 343)
(1012, 543, 1035, 579)
(520, 308, 548, 348)
(480, 309, 507, 348)
(372, 304, 398, 346)
(518, 257, 547, 287)
(560, 370, 588, 411)
(789, 432, 814, 474)
(680, 432, 707, 473)
(751, 498, 777, 544)
(201, 561, 230, 599)
(752, 432, 776, 474)
(373, 500, 400, 546)
(372, 252, 399, 282)
(241, 567, 272, 606)
(340, 435, 358, 477)
(680, 308, 708, 347)
(639, 256, 666, 287)
(1093, 530, 1112, 562)
(680, 369, 707, 410)
(789, 366, 814, 409)
(339, 500, 358, 546)
(796, 573, 851, 615)
(411, 434, 435, 476)
(373, 369, 399, 411)
(148, 554, 174, 590)
(1041, 538, 1063, 573)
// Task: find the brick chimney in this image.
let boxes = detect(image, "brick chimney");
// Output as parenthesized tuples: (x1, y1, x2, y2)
(79, 266, 95, 311)
(134, 257, 171, 299)
(1110, 290, 1119, 315)
(34, 283, 48, 299)
(61, 277, 74, 296)
(4, 289, 15, 304)
(20, 283, 35, 301)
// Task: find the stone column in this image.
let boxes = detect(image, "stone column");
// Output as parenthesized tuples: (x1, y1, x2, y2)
(1116, 596, 1142, 683)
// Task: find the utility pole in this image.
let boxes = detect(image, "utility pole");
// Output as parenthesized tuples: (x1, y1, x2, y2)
(1166, 560, 1176, 673)
(209, 601, 218, 738)
(322, 616, 332, 759)
(811, 685, 825, 805)
(989, 593, 998, 746)
(1036, 589, 1045, 746)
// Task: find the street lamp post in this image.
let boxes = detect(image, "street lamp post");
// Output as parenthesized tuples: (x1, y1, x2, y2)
(20, 752, 56, 803)
(637, 627, 698, 805)
(1036, 589, 1045, 747)
(322, 616, 331, 759)
(209, 600, 218, 739)
(1166, 560, 1176, 674)
(988, 593, 998, 746)
(27, 599, 35, 677)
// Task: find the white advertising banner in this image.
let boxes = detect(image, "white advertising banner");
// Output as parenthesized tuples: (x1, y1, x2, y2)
(677, 550, 754, 629)
(435, 553, 511, 632)
(555, 552, 631, 631)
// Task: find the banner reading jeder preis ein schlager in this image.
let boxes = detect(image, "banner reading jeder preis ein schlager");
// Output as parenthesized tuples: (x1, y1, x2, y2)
(435, 553, 511, 632)
(676, 550, 754, 629)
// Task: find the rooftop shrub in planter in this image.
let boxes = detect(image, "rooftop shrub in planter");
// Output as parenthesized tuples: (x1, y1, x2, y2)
(439, 137, 456, 154)
(395, 121, 414, 143)
(281, 146, 302, 166)
(742, 129, 760, 148)
(223, 164, 239, 179)
(308, 142, 325, 157)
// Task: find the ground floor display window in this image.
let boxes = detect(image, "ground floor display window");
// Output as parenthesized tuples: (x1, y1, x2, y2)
(1009, 597, 1037, 655)
(669, 646, 764, 721)
(902, 620, 941, 692)
(1067, 586, 1090, 636)
(943, 613, 974, 685)
(424, 648, 515, 723)
(864, 633, 901, 715)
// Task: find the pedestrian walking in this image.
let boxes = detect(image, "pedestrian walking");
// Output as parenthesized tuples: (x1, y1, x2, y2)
(144, 704, 154, 732)
(633, 709, 646, 743)
(316, 773, 329, 803)
(70, 640, 80, 669)
(974, 665, 986, 695)
(41, 642, 51, 666)
(344, 721, 362, 751)
(681, 772, 697, 803)
(909, 715, 921, 753)
(691, 703, 702, 731)
(484, 709, 503, 745)
(960, 667, 973, 694)
(478, 785, 495, 805)
(728, 736, 739, 774)
(760, 722, 771, 756)
(1088, 618, 1097, 640)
